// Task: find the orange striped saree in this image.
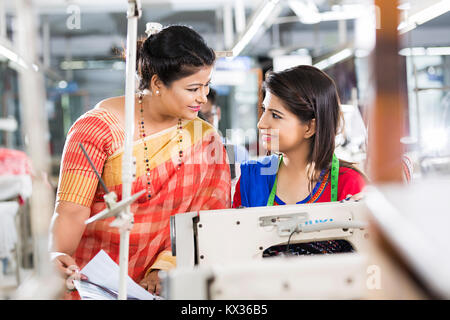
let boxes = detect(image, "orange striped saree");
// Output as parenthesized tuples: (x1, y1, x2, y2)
(56, 108, 231, 299)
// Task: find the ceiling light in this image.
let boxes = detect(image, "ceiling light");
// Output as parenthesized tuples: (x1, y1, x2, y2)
(0, 43, 28, 69)
(288, 0, 321, 24)
(314, 48, 353, 70)
(399, 47, 450, 56)
(231, 0, 280, 57)
(398, 0, 450, 34)
(426, 47, 450, 56)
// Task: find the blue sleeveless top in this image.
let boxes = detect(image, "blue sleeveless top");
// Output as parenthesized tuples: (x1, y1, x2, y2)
(239, 155, 326, 207)
(239, 155, 279, 207)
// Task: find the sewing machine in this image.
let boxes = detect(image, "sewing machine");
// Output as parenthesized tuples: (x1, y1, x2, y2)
(171, 201, 371, 268)
(165, 201, 371, 299)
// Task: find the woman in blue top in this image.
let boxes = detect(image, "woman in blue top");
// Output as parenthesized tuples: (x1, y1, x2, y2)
(233, 65, 366, 208)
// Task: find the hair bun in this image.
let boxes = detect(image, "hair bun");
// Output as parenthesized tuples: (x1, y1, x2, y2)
(145, 22, 163, 37)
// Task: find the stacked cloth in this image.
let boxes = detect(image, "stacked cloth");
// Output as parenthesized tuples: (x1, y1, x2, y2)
(0, 148, 32, 261)
(0, 201, 19, 260)
(0, 148, 32, 201)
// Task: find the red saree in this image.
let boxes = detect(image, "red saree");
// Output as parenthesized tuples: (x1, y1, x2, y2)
(56, 108, 231, 299)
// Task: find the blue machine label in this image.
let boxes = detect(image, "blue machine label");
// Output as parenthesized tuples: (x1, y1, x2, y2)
(304, 218, 334, 225)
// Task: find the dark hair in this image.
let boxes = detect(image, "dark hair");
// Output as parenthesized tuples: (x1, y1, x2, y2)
(197, 111, 207, 121)
(207, 88, 217, 105)
(263, 65, 366, 185)
(136, 25, 215, 90)
(198, 88, 217, 121)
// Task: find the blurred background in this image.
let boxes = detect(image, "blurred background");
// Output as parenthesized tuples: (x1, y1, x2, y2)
(1, 0, 449, 176)
(0, 0, 449, 299)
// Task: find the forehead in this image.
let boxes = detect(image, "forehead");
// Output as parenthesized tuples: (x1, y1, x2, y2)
(262, 91, 289, 113)
(175, 65, 214, 85)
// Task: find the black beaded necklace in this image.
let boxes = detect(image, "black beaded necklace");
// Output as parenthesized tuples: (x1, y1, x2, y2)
(138, 93, 183, 200)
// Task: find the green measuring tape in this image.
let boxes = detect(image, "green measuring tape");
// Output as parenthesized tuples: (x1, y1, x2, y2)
(266, 155, 283, 207)
(330, 153, 339, 202)
(267, 153, 339, 206)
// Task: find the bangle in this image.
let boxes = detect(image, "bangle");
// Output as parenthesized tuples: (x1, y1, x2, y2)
(145, 268, 159, 278)
(50, 251, 68, 261)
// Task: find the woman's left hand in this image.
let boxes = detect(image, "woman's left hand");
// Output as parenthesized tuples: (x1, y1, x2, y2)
(342, 192, 364, 202)
(139, 269, 161, 295)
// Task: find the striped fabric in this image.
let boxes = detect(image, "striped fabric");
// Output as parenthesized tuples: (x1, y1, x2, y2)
(56, 108, 231, 299)
(401, 155, 413, 183)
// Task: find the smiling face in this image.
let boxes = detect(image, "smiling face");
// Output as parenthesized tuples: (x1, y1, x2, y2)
(155, 66, 213, 121)
(257, 91, 315, 155)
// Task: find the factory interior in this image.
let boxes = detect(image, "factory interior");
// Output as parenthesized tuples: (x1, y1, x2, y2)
(1, 0, 450, 303)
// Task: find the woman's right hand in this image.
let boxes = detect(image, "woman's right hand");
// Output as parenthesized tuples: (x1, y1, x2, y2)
(51, 253, 87, 290)
(49, 201, 91, 290)
(139, 269, 161, 296)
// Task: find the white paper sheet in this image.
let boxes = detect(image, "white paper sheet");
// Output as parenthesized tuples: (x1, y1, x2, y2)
(73, 249, 159, 300)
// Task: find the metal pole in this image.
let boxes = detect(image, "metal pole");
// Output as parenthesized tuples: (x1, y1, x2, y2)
(338, 20, 347, 46)
(118, 0, 140, 300)
(42, 16, 50, 69)
(408, 28, 422, 156)
(0, 0, 6, 39)
(234, 0, 246, 35)
(14, 0, 60, 299)
(369, 0, 405, 183)
(223, 3, 234, 50)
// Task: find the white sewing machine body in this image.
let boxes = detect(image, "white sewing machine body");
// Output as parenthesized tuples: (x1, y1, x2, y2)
(171, 201, 371, 268)
(164, 253, 368, 300)
(166, 201, 371, 300)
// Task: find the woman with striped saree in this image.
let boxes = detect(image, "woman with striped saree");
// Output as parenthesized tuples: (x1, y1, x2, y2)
(57, 109, 229, 299)
(49, 25, 231, 299)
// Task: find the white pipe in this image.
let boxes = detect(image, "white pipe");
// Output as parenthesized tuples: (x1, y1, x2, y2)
(16, 0, 51, 278)
(234, 0, 246, 35)
(398, 0, 450, 34)
(0, 0, 6, 39)
(13, 0, 60, 299)
(42, 17, 50, 69)
(231, 0, 280, 57)
(64, 36, 73, 81)
(223, 3, 234, 50)
(338, 20, 347, 46)
(119, 0, 140, 300)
